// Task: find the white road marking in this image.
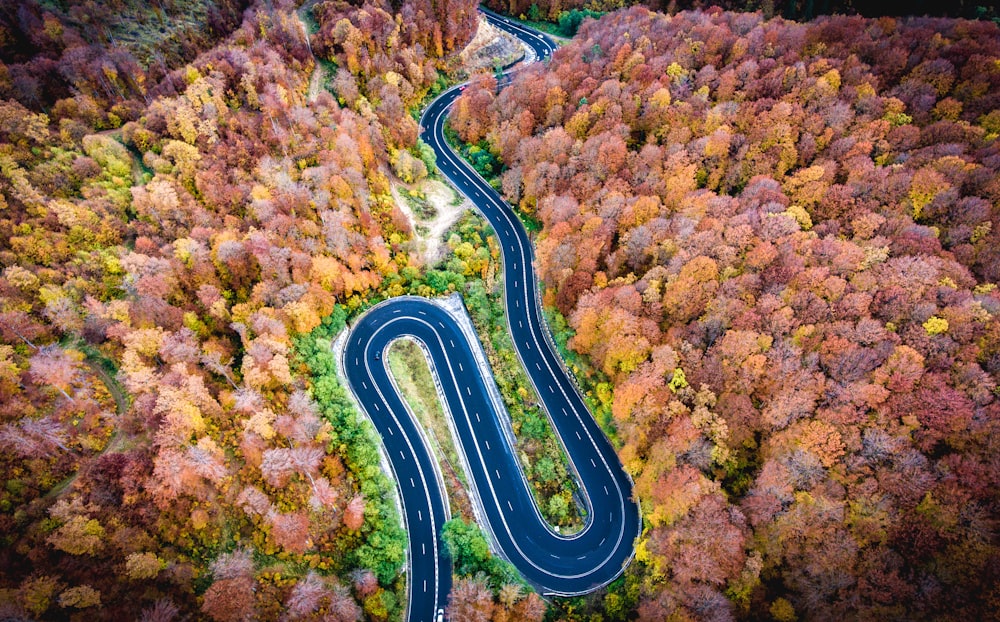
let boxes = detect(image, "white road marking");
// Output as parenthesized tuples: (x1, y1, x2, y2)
(466, 386, 471, 396)
(549, 384, 555, 393)
(508, 500, 514, 511)
(459, 362, 463, 371)
(495, 469, 501, 480)
(591, 458, 597, 467)
(485, 440, 490, 450)
(576, 431, 581, 440)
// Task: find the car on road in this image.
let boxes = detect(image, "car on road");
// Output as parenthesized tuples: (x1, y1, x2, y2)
(436, 609, 444, 622)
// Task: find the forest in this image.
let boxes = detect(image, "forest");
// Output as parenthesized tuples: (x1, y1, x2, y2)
(450, 6, 1000, 620)
(1, 0, 999, 618)
(0, 0, 489, 618)
(485, 0, 997, 26)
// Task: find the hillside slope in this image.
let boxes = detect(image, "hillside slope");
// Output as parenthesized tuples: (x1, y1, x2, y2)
(452, 7, 1000, 619)
(0, 0, 482, 618)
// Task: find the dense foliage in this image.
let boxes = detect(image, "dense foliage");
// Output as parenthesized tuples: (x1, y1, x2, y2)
(452, 7, 1000, 620)
(5, 0, 1000, 616)
(0, 0, 249, 118)
(489, 0, 997, 26)
(0, 0, 479, 618)
(310, 0, 479, 152)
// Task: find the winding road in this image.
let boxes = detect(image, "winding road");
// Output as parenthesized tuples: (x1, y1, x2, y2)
(342, 11, 640, 622)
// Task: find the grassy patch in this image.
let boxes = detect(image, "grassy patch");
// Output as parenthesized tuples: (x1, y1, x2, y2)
(516, 210, 543, 237)
(387, 339, 473, 501)
(101, 0, 247, 69)
(318, 58, 339, 94)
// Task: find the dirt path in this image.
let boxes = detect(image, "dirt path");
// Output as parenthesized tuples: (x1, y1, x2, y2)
(296, 0, 325, 103)
(84, 358, 128, 417)
(308, 61, 325, 102)
(44, 358, 130, 500)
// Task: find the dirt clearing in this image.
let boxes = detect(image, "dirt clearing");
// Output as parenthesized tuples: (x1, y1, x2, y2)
(393, 178, 474, 264)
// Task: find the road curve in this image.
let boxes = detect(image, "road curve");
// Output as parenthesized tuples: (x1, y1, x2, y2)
(342, 11, 640, 622)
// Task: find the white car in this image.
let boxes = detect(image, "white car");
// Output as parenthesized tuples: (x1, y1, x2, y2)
(435, 609, 445, 622)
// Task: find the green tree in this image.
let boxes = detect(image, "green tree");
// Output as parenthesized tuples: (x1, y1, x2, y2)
(442, 518, 492, 576)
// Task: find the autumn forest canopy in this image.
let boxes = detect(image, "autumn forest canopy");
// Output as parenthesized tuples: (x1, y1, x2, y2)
(452, 6, 1000, 620)
(0, 0, 999, 619)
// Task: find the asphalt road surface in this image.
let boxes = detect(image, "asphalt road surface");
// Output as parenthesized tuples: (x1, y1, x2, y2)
(343, 11, 640, 622)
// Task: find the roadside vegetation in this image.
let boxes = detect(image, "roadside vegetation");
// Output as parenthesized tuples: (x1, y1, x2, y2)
(444, 124, 505, 190)
(293, 309, 408, 616)
(505, 4, 604, 37)
(543, 306, 620, 446)
(442, 517, 546, 619)
(386, 338, 475, 517)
